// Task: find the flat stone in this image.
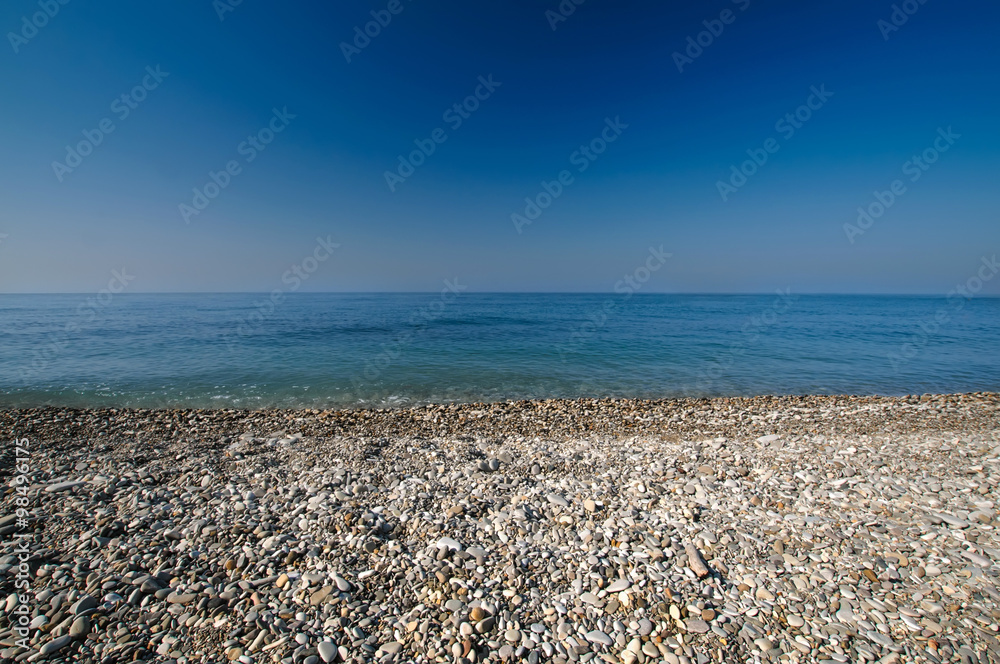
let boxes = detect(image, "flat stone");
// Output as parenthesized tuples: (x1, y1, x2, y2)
(961, 550, 992, 567)
(70, 615, 91, 638)
(39, 635, 72, 656)
(379, 642, 403, 655)
(684, 619, 710, 634)
(317, 642, 336, 662)
(606, 579, 630, 593)
(167, 592, 197, 604)
(932, 511, 970, 529)
(865, 630, 895, 647)
(585, 630, 613, 646)
(836, 606, 855, 624)
(436, 537, 463, 551)
(546, 493, 569, 507)
(71, 595, 97, 615)
(310, 586, 333, 605)
(45, 481, 86, 493)
(755, 587, 774, 602)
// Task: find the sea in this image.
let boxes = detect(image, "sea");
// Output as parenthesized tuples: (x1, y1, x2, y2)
(1, 293, 997, 409)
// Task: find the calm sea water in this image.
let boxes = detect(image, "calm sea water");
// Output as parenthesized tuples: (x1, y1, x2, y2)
(0, 293, 997, 409)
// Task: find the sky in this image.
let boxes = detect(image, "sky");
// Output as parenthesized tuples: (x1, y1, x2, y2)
(0, 0, 998, 294)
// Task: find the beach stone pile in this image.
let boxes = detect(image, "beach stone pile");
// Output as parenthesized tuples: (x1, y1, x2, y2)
(1, 392, 999, 663)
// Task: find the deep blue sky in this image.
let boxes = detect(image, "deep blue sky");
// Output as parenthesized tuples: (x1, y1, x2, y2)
(1, 0, 998, 294)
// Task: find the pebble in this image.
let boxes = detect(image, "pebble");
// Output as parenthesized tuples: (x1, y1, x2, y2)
(685, 619, 710, 634)
(436, 536, 463, 551)
(380, 642, 403, 655)
(70, 615, 91, 637)
(585, 630, 612, 645)
(961, 550, 992, 567)
(2, 393, 998, 663)
(546, 493, 569, 507)
(72, 595, 97, 614)
(606, 578, 630, 592)
(39, 635, 72, 656)
(317, 642, 336, 663)
(637, 619, 653, 636)
(45, 480, 86, 493)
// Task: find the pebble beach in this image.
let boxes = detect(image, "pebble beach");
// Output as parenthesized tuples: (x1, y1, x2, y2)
(3, 392, 1000, 664)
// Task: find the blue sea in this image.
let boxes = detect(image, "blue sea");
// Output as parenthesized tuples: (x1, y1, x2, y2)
(0, 293, 997, 409)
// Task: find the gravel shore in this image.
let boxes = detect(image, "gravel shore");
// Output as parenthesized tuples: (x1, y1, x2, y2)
(2, 392, 1000, 664)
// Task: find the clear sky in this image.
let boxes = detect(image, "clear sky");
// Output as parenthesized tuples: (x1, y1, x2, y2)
(1, 0, 997, 294)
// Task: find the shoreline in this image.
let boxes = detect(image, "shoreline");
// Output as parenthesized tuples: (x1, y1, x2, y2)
(4, 392, 999, 445)
(2, 392, 999, 663)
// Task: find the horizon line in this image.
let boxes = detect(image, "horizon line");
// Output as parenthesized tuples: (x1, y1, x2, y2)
(1, 291, 997, 297)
